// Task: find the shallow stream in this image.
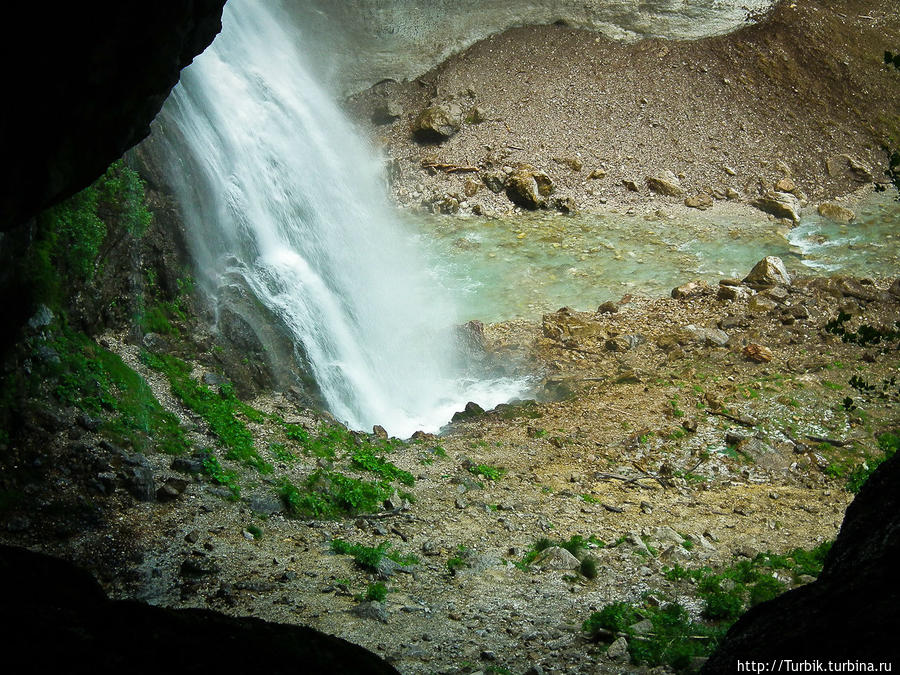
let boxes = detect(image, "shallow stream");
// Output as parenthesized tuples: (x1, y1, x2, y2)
(415, 191, 900, 322)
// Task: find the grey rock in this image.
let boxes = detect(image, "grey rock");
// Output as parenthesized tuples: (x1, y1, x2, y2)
(28, 304, 54, 329)
(607, 636, 629, 660)
(249, 495, 284, 516)
(744, 256, 791, 288)
(125, 465, 156, 502)
(533, 546, 580, 570)
(751, 191, 802, 223)
(629, 619, 653, 635)
(481, 171, 506, 193)
(352, 601, 388, 622)
(646, 170, 684, 196)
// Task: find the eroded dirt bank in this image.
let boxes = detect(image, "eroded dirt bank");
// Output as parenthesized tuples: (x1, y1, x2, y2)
(348, 0, 899, 219)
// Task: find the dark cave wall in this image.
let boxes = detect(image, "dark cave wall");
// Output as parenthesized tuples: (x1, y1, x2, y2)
(0, 1, 227, 232)
(703, 452, 900, 669)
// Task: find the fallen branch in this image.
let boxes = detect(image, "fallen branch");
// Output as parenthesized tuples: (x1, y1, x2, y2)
(706, 409, 757, 428)
(806, 435, 850, 447)
(631, 462, 673, 489)
(421, 162, 480, 173)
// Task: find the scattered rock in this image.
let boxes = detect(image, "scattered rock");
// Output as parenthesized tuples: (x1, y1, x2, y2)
(588, 168, 606, 179)
(743, 256, 791, 288)
(533, 546, 580, 570)
(774, 176, 797, 193)
(622, 179, 639, 192)
(751, 191, 802, 223)
(481, 171, 506, 193)
(646, 170, 684, 196)
(817, 202, 855, 223)
(672, 281, 707, 299)
(505, 165, 554, 209)
(373, 425, 388, 439)
(607, 636, 629, 660)
(685, 193, 713, 210)
(352, 601, 389, 623)
(743, 343, 774, 363)
(412, 104, 462, 142)
(156, 478, 188, 502)
(596, 301, 618, 314)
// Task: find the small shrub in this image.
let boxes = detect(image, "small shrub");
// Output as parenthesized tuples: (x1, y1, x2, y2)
(580, 556, 598, 579)
(468, 464, 506, 481)
(362, 582, 388, 602)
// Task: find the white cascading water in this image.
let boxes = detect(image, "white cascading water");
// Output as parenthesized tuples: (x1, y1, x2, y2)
(155, 0, 525, 437)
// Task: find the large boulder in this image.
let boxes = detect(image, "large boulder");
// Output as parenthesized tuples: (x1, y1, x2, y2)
(505, 165, 555, 209)
(743, 256, 791, 288)
(751, 191, 803, 223)
(703, 452, 900, 669)
(412, 103, 463, 143)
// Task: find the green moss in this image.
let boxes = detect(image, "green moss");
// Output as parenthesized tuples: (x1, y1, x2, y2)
(29, 160, 152, 308)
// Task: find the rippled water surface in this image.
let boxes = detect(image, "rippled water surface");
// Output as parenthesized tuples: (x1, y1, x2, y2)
(414, 192, 900, 322)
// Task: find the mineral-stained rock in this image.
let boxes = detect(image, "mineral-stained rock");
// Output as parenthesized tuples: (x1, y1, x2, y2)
(817, 201, 855, 223)
(751, 191, 802, 223)
(542, 307, 604, 342)
(646, 170, 684, 196)
(672, 281, 707, 299)
(684, 193, 713, 209)
(774, 176, 797, 193)
(718, 284, 753, 301)
(412, 104, 462, 143)
(743, 343, 773, 363)
(505, 165, 554, 209)
(743, 256, 791, 288)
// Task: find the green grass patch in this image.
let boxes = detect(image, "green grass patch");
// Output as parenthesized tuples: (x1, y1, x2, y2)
(468, 464, 506, 481)
(279, 470, 394, 518)
(141, 351, 270, 473)
(845, 431, 899, 494)
(331, 539, 419, 571)
(29, 327, 189, 455)
(584, 600, 724, 670)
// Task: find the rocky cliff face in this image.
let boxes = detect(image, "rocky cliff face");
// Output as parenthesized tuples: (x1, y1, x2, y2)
(703, 452, 900, 669)
(0, 1, 227, 231)
(287, 0, 777, 93)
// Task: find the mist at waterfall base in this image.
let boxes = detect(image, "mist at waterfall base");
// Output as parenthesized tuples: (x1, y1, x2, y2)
(155, 0, 527, 438)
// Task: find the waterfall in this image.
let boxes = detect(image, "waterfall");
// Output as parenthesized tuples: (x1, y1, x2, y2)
(152, 0, 524, 437)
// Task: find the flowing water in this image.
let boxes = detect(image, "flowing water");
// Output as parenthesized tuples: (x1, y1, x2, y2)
(154, 0, 525, 437)
(153, 0, 899, 436)
(418, 192, 900, 322)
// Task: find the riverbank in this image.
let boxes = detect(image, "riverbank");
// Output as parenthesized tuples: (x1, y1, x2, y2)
(348, 0, 899, 220)
(2, 257, 897, 674)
